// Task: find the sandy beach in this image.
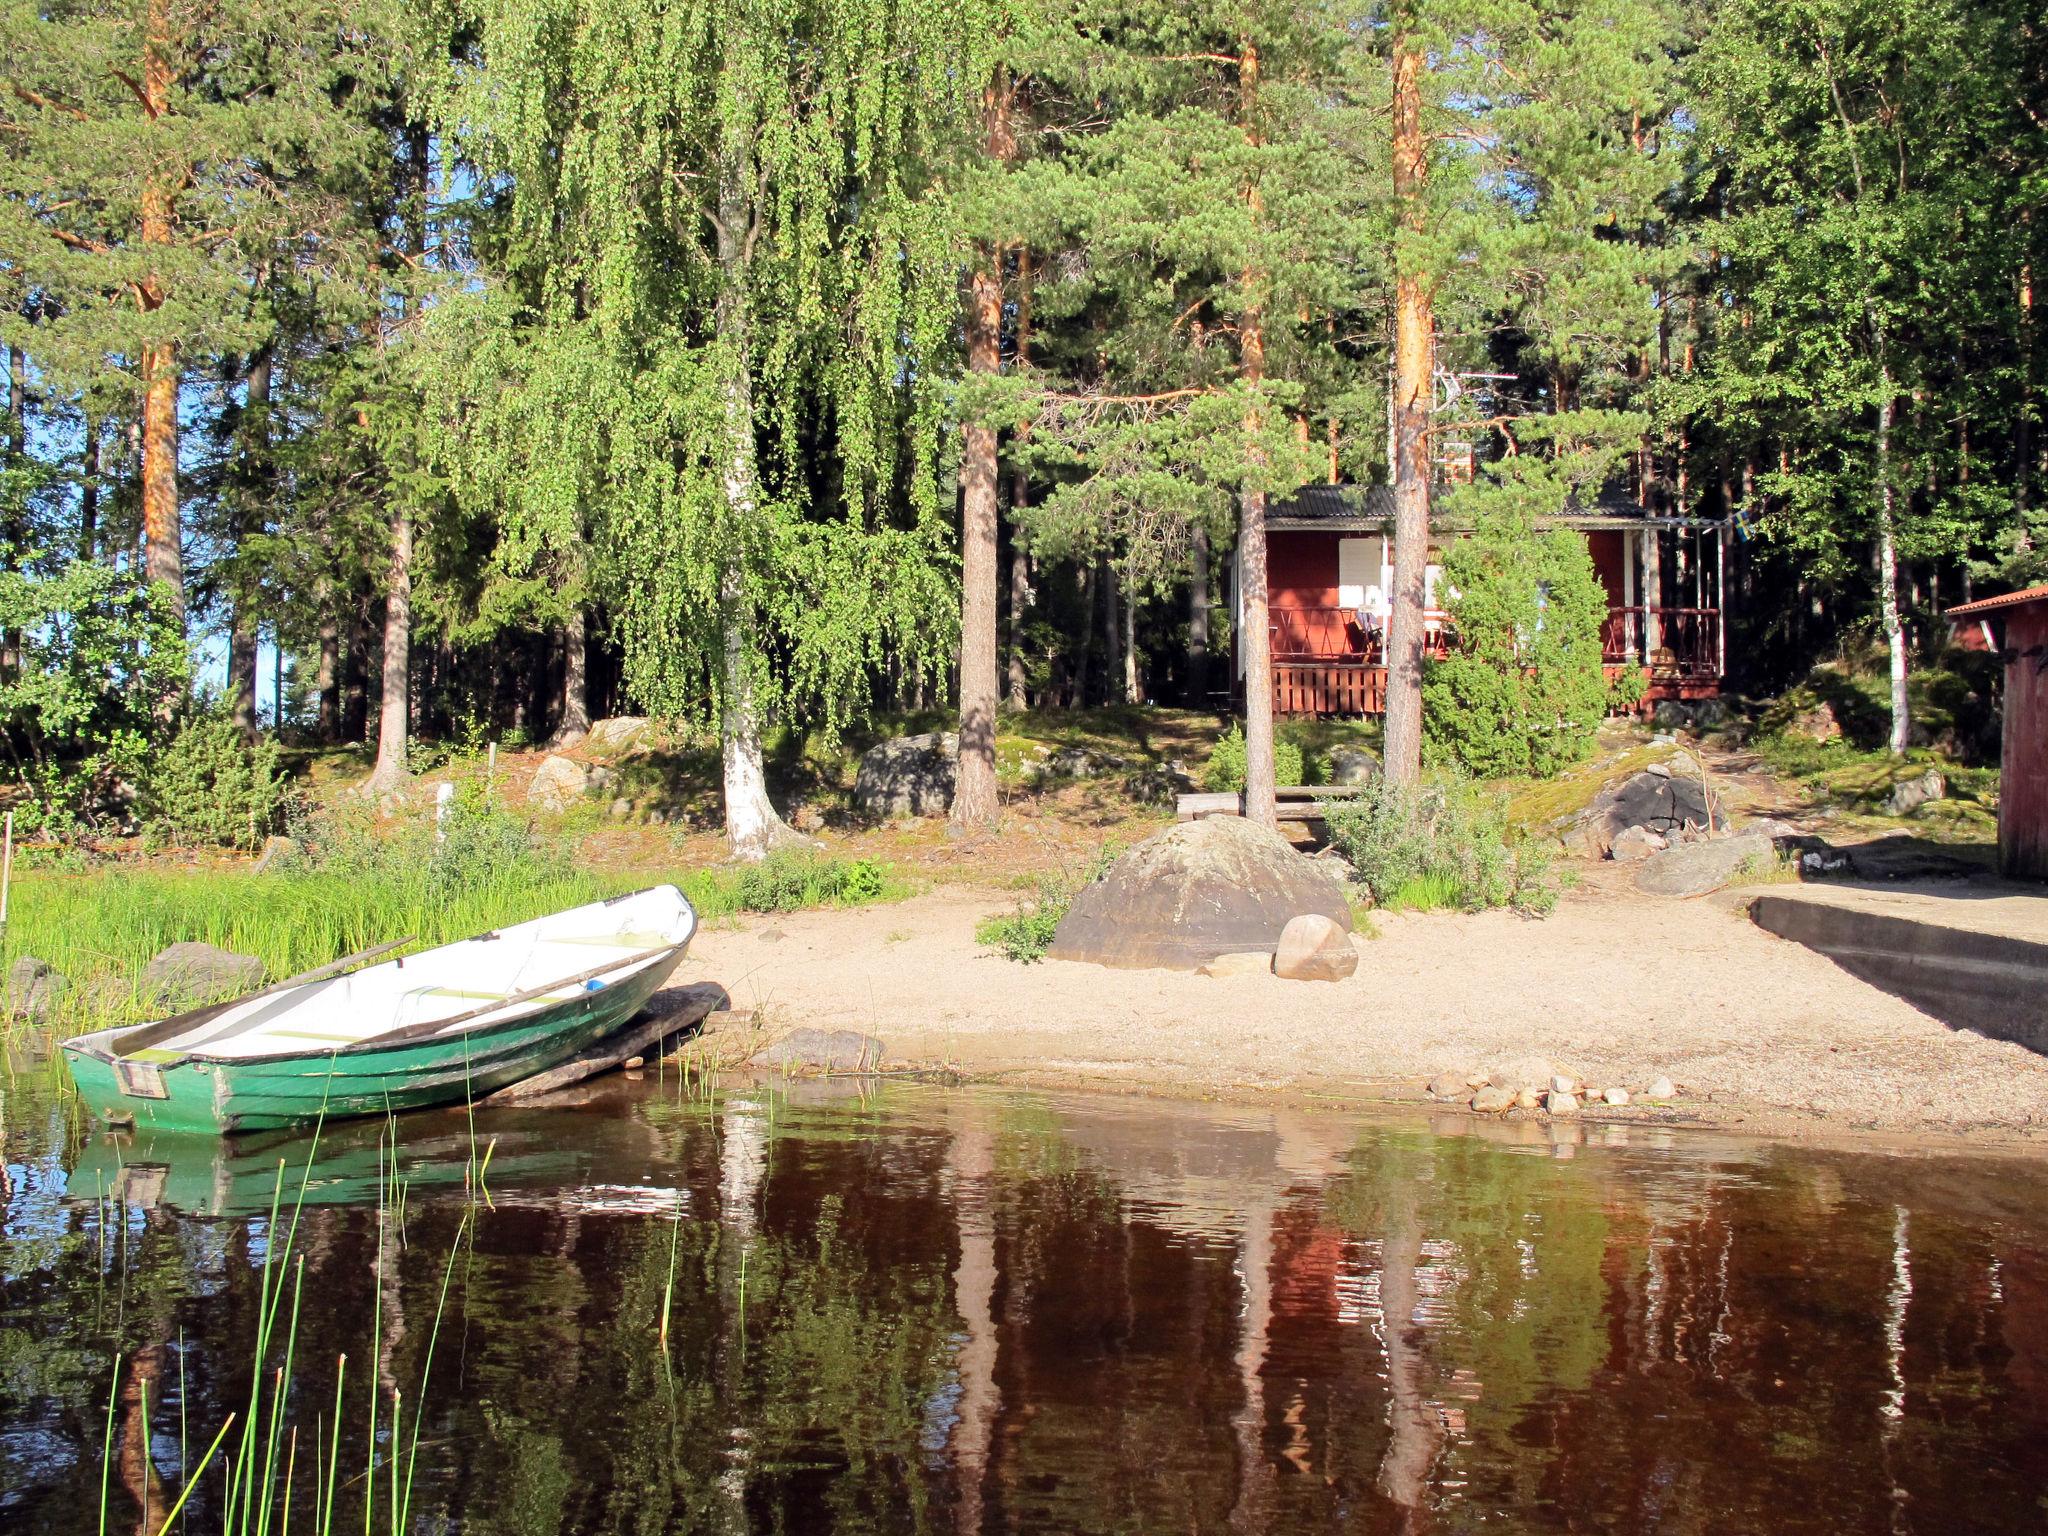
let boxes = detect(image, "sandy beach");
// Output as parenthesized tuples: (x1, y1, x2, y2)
(673, 869, 2048, 1149)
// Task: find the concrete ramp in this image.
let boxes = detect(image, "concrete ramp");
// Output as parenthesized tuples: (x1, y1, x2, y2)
(1750, 883, 2048, 1053)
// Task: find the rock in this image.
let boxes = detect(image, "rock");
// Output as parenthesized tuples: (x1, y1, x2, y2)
(1046, 817, 1351, 971)
(1689, 699, 1731, 728)
(529, 754, 591, 813)
(609, 798, 633, 820)
(1122, 764, 1193, 805)
(1272, 914, 1358, 982)
(251, 835, 299, 873)
(1566, 766, 1727, 857)
(1048, 746, 1113, 779)
(582, 716, 657, 760)
(1197, 950, 1273, 978)
(854, 731, 958, 818)
(1609, 825, 1667, 863)
(1550, 1074, 1577, 1095)
(1546, 1091, 1581, 1117)
(1652, 700, 1697, 729)
(1633, 831, 1777, 898)
(1645, 1076, 1676, 1100)
(1327, 746, 1381, 786)
(5, 957, 67, 1022)
(1786, 701, 1841, 742)
(1471, 1085, 1516, 1113)
(1603, 1087, 1630, 1107)
(790, 804, 826, 833)
(144, 942, 263, 1010)
(758, 928, 786, 945)
(1885, 768, 1946, 818)
(623, 1055, 645, 1070)
(748, 1027, 883, 1073)
(1428, 1072, 1467, 1099)
(1516, 1087, 1543, 1110)
(1492, 1055, 1554, 1090)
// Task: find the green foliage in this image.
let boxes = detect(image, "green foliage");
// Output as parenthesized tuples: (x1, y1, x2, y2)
(976, 842, 1122, 963)
(685, 853, 893, 917)
(141, 710, 287, 851)
(1203, 724, 1311, 792)
(0, 555, 188, 837)
(1325, 776, 1556, 915)
(1423, 491, 1613, 779)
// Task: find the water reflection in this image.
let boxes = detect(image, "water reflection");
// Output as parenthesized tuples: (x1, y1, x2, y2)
(5, 1075, 2048, 1534)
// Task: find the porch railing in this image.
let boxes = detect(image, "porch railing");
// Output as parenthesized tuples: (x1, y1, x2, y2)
(1272, 604, 1720, 677)
(1270, 606, 1452, 662)
(1601, 606, 1722, 677)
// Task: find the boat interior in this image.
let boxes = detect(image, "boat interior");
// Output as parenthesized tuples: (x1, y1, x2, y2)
(96, 885, 697, 1063)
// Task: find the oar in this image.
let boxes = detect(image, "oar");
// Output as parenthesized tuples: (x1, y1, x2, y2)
(111, 937, 419, 1057)
(355, 944, 684, 1049)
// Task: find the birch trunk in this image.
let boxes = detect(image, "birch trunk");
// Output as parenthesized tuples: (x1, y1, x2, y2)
(1187, 524, 1211, 701)
(715, 146, 803, 860)
(1382, 21, 1432, 786)
(1876, 373, 1911, 753)
(229, 344, 271, 739)
(365, 508, 411, 790)
(554, 603, 591, 745)
(1237, 40, 1277, 828)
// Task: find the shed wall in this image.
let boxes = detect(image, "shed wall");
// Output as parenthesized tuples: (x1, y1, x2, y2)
(2002, 603, 2048, 880)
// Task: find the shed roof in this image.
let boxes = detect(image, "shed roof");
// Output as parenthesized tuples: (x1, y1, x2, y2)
(1945, 584, 2048, 620)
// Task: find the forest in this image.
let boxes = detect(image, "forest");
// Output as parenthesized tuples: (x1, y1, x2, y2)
(1, 0, 2043, 855)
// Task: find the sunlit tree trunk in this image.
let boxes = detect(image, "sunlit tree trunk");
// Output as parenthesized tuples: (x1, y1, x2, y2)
(366, 507, 412, 789)
(1382, 19, 1432, 786)
(715, 144, 802, 860)
(1875, 370, 1910, 753)
(1238, 40, 1277, 828)
(1006, 250, 1036, 711)
(554, 603, 590, 745)
(1187, 525, 1211, 702)
(954, 73, 1015, 832)
(229, 343, 271, 739)
(138, 0, 182, 631)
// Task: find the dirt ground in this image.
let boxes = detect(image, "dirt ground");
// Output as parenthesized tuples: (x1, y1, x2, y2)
(674, 868, 2048, 1150)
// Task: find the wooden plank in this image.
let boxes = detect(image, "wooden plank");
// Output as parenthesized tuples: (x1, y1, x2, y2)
(1176, 791, 1244, 821)
(483, 981, 731, 1102)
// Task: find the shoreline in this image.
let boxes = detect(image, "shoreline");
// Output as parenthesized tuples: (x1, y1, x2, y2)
(674, 879, 2048, 1158)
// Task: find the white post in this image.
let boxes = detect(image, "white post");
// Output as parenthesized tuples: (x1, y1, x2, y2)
(1, 810, 12, 950)
(435, 781, 456, 841)
(1716, 527, 1728, 680)
(1621, 536, 1637, 660)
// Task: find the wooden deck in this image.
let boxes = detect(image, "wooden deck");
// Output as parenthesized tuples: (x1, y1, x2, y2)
(1177, 784, 1376, 823)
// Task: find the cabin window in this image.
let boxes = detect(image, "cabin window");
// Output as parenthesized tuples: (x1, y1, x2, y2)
(1337, 538, 1372, 610)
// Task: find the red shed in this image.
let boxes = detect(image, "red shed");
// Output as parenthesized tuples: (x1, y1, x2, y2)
(1946, 584, 2048, 881)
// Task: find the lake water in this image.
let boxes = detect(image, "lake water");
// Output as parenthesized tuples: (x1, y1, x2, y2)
(5, 1070, 2048, 1534)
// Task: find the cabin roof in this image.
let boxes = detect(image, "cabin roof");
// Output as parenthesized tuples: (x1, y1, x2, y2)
(1946, 583, 2048, 619)
(1267, 481, 1730, 533)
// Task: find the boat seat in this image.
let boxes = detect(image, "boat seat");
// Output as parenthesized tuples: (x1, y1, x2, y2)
(548, 931, 670, 949)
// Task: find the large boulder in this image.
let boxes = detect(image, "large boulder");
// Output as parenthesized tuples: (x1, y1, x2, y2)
(1048, 817, 1352, 970)
(1886, 768, 1945, 818)
(854, 731, 958, 818)
(1566, 763, 1727, 857)
(1327, 746, 1381, 785)
(5, 956, 67, 1022)
(1633, 831, 1777, 898)
(529, 754, 590, 812)
(144, 942, 263, 1011)
(583, 716, 658, 761)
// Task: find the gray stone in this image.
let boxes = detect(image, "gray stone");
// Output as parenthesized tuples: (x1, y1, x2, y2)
(1273, 913, 1358, 982)
(854, 731, 958, 818)
(1428, 1072, 1467, 1099)
(1517, 1087, 1543, 1110)
(1048, 746, 1113, 779)
(583, 716, 657, 760)
(529, 754, 590, 813)
(1546, 1091, 1581, 1116)
(1471, 1084, 1517, 1113)
(143, 942, 263, 1011)
(1327, 746, 1381, 786)
(1787, 701, 1841, 742)
(609, 797, 633, 820)
(1633, 831, 1777, 898)
(1645, 1076, 1676, 1100)
(1551, 1074, 1577, 1095)
(5, 957, 67, 1022)
(251, 835, 299, 873)
(1198, 950, 1273, 978)
(748, 1027, 884, 1073)
(1652, 700, 1695, 729)
(1567, 766, 1727, 857)
(1602, 1087, 1630, 1107)
(1886, 768, 1946, 818)
(1122, 764, 1194, 805)
(1046, 817, 1351, 971)
(1609, 825, 1667, 863)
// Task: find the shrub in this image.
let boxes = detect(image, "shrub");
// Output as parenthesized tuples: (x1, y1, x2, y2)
(717, 852, 890, 914)
(1203, 723, 1312, 792)
(1325, 775, 1556, 915)
(142, 710, 287, 850)
(1423, 499, 1611, 778)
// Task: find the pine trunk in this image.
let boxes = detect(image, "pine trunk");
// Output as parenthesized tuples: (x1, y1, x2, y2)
(716, 145, 802, 860)
(1187, 524, 1211, 703)
(1005, 250, 1035, 710)
(1876, 373, 1910, 754)
(79, 411, 100, 559)
(1382, 24, 1433, 786)
(137, 0, 182, 631)
(1238, 40, 1277, 828)
(953, 76, 1016, 832)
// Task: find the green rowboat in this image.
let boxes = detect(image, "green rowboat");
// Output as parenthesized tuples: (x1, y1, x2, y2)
(61, 885, 696, 1135)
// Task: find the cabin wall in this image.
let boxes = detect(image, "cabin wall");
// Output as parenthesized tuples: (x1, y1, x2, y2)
(1268, 532, 1345, 614)
(2001, 603, 2048, 881)
(1587, 530, 1628, 608)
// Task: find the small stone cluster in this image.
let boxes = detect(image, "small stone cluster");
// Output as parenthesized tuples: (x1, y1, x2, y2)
(1426, 1064, 1680, 1117)
(6, 940, 267, 1025)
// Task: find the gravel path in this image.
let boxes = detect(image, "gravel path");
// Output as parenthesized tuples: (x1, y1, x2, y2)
(672, 874, 2048, 1146)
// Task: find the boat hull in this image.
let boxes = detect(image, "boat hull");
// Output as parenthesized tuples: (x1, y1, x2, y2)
(63, 949, 684, 1135)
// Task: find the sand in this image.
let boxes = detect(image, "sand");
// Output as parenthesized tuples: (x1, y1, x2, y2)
(671, 869, 2048, 1149)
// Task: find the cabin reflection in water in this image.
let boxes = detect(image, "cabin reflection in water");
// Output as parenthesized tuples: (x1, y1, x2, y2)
(10, 1082, 2048, 1535)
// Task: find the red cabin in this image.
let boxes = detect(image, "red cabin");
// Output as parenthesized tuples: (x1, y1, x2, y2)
(1234, 484, 1734, 716)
